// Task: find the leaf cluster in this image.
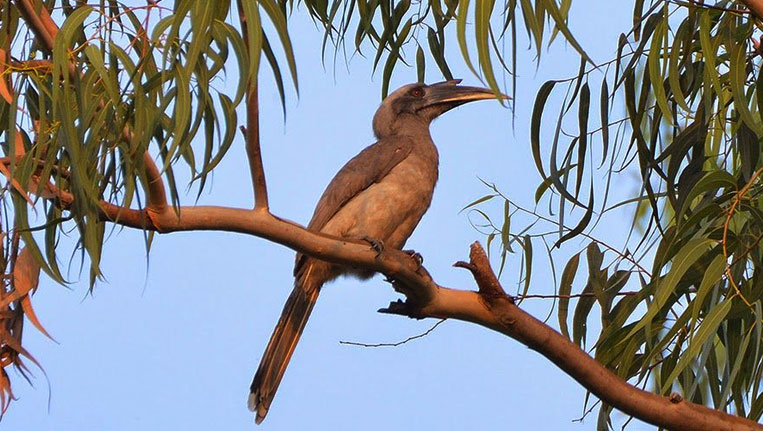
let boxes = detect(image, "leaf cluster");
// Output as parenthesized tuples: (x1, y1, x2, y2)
(470, 1, 763, 425)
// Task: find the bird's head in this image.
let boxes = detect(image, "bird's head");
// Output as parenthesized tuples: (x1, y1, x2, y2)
(372, 80, 507, 138)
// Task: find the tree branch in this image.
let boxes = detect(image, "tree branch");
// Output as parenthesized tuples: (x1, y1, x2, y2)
(236, 0, 269, 210)
(120, 128, 167, 213)
(142, 151, 167, 213)
(14, 0, 57, 53)
(15, 141, 761, 431)
(390, 242, 762, 431)
(739, 0, 763, 19)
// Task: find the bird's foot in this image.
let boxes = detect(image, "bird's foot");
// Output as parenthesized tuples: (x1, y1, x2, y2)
(360, 236, 385, 257)
(402, 249, 424, 269)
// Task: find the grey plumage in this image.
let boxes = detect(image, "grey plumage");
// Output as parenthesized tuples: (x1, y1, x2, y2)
(248, 80, 502, 423)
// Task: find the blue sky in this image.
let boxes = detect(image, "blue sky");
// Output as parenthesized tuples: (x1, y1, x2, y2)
(2, 2, 654, 430)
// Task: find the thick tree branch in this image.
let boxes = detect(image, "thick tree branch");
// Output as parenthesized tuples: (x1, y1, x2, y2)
(392, 242, 762, 431)
(47, 185, 763, 430)
(12, 120, 760, 431)
(739, 0, 763, 19)
(237, 0, 269, 210)
(14, 0, 57, 53)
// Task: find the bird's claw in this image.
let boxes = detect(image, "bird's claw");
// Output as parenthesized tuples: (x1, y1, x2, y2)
(361, 236, 385, 257)
(402, 249, 424, 268)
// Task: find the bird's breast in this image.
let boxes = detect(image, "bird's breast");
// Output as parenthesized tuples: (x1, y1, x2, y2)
(321, 154, 438, 249)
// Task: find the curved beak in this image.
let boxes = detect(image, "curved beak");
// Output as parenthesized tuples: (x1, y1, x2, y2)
(422, 79, 511, 118)
(423, 80, 509, 113)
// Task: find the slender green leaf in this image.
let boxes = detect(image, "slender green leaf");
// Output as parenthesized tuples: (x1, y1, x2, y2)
(625, 238, 715, 342)
(519, 0, 542, 59)
(691, 254, 726, 335)
(576, 82, 589, 196)
(599, 77, 609, 167)
(541, 0, 592, 63)
(259, 0, 299, 93)
(554, 182, 594, 248)
(475, 0, 500, 92)
(531, 81, 556, 180)
(416, 45, 426, 83)
(241, 0, 263, 90)
(522, 234, 533, 297)
(456, 0, 478, 76)
(662, 299, 732, 393)
(729, 31, 763, 136)
(558, 252, 580, 339)
(647, 18, 673, 124)
(461, 194, 497, 212)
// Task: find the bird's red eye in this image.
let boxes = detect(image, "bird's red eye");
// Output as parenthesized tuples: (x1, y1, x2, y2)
(409, 88, 425, 98)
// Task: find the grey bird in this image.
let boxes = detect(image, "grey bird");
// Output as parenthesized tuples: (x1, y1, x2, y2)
(248, 80, 503, 423)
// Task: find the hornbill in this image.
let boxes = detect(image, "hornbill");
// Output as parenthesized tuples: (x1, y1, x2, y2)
(249, 80, 504, 423)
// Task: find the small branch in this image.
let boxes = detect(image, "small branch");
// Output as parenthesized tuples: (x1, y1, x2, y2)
(237, 0, 269, 210)
(453, 245, 511, 302)
(0, 157, 69, 178)
(339, 319, 446, 347)
(14, 0, 57, 53)
(142, 151, 167, 212)
(739, 0, 763, 19)
(722, 166, 761, 306)
(8, 59, 53, 74)
(245, 83, 268, 210)
(681, 0, 750, 14)
(118, 127, 167, 212)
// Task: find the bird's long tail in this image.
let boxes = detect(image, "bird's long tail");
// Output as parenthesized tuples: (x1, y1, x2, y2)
(248, 265, 322, 424)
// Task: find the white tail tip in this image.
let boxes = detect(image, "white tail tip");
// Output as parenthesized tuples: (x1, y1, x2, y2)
(247, 392, 257, 412)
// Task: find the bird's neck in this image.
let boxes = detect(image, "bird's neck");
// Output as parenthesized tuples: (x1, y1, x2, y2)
(373, 112, 431, 140)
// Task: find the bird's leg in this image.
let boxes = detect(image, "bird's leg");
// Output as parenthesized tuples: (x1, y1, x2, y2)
(402, 249, 424, 269)
(359, 236, 385, 257)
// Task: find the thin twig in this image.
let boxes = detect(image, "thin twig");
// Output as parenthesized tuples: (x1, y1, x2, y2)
(509, 200, 652, 277)
(573, 398, 601, 423)
(722, 166, 760, 307)
(728, 231, 763, 269)
(339, 319, 446, 347)
(517, 291, 639, 300)
(679, 0, 750, 14)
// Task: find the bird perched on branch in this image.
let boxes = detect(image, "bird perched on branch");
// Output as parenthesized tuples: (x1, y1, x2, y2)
(248, 80, 504, 423)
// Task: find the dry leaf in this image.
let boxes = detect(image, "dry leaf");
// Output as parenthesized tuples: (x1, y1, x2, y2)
(0, 367, 14, 414)
(0, 248, 40, 308)
(20, 295, 55, 342)
(0, 163, 34, 206)
(0, 331, 42, 371)
(13, 129, 25, 157)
